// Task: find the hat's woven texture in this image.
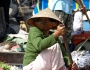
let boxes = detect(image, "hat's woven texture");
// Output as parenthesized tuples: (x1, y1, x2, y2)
(26, 8, 62, 25)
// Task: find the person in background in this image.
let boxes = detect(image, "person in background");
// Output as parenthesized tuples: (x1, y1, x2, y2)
(72, 9, 83, 36)
(0, 0, 10, 27)
(23, 8, 78, 70)
(31, 0, 37, 8)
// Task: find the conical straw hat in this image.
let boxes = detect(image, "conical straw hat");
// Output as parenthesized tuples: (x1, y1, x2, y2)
(26, 8, 62, 25)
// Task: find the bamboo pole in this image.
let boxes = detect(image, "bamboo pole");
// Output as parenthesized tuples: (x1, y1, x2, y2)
(79, 1, 90, 23)
(63, 35, 73, 64)
(16, 0, 29, 32)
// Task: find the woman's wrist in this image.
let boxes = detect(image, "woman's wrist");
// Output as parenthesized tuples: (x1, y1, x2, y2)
(53, 30, 60, 38)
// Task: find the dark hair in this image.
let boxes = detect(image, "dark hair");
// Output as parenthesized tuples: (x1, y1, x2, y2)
(31, 18, 39, 22)
(50, 18, 58, 22)
(32, 18, 58, 23)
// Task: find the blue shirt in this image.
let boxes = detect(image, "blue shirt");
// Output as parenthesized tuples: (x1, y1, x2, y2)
(49, 0, 73, 14)
(33, 0, 73, 15)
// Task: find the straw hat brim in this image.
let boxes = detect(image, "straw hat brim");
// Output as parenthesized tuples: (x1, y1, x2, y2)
(26, 8, 62, 25)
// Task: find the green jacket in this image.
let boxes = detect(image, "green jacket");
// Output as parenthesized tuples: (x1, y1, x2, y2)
(23, 27, 70, 66)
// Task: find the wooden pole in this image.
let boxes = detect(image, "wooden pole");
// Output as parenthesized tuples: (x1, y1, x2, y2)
(59, 24, 73, 64)
(17, 0, 29, 32)
(79, 1, 90, 23)
(63, 35, 73, 64)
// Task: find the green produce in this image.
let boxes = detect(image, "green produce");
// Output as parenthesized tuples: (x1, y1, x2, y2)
(0, 62, 10, 70)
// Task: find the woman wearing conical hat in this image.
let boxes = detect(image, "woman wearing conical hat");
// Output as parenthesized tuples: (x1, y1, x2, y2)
(23, 8, 78, 70)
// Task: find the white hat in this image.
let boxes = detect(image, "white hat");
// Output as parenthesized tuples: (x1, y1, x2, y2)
(26, 8, 62, 25)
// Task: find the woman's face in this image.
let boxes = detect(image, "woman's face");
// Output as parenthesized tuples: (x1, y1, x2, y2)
(35, 17, 59, 31)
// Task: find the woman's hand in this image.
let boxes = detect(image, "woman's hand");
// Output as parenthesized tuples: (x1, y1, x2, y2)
(71, 62, 78, 70)
(68, 62, 79, 70)
(53, 25, 65, 38)
(80, 5, 87, 14)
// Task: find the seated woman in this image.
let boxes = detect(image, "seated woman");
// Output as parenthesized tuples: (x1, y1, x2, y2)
(23, 8, 78, 70)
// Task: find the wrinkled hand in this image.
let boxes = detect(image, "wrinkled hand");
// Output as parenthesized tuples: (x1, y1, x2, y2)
(56, 25, 65, 36)
(57, 25, 65, 35)
(80, 5, 87, 13)
(68, 62, 79, 70)
(53, 25, 65, 38)
(71, 62, 78, 70)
